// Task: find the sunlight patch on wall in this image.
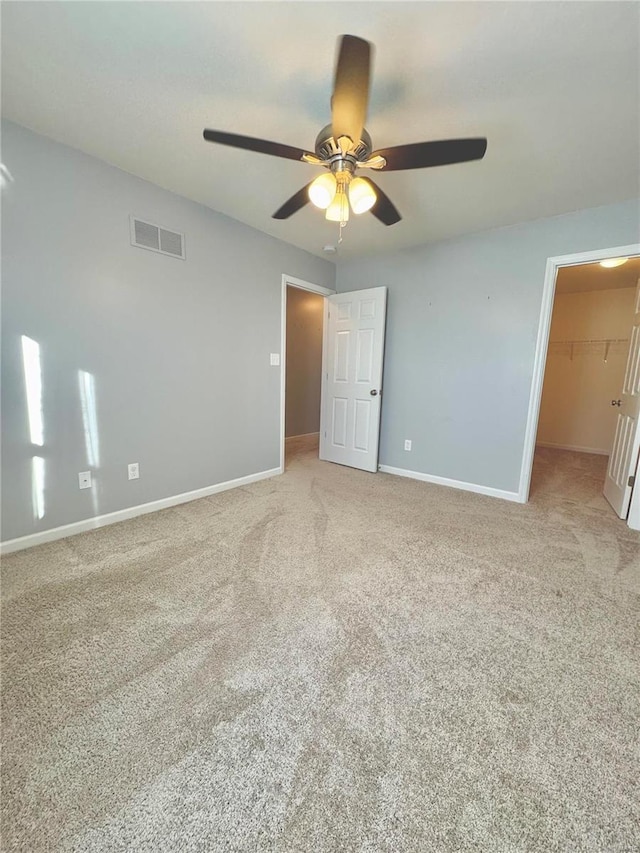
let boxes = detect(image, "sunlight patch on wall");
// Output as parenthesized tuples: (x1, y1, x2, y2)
(78, 370, 100, 468)
(31, 456, 45, 520)
(21, 335, 44, 446)
(0, 163, 14, 188)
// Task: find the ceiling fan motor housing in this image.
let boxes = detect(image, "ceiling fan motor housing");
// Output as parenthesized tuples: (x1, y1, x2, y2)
(314, 124, 372, 174)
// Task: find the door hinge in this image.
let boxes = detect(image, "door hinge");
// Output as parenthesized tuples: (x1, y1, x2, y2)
(629, 475, 636, 488)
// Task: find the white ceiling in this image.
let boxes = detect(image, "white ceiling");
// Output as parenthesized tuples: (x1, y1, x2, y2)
(2, 2, 638, 262)
(557, 257, 640, 294)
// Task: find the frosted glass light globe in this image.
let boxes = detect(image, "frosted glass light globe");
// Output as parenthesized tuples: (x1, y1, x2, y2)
(308, 173, 337, 209)
(348, 177, 377, 214)
(325, 192, 350, 223)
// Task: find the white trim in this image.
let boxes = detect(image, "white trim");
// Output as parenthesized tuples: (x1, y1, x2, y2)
(536, 441, 610, 456)
(519, 243, 640, 504)
(1, 467, 281, 555)
(319, 297, 330, 460)
(282, 274, 334, 294)
(628, 453, 640, 530)
(379, 464, 522, 503)
(280, 274, 335, 472)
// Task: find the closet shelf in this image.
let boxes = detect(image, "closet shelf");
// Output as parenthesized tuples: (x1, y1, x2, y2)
(548, 337, 628, 363)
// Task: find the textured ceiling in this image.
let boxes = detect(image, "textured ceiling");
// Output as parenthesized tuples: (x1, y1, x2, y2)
(556, 257, 640, 294)
(2, 1, 639, 261)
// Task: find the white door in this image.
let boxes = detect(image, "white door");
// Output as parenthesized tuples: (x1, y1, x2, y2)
(604, 278, 640, 517)
(319, 287, 387, 473)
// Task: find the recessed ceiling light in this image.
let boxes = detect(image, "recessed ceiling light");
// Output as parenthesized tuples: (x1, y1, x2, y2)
(600, 257, 629, 268)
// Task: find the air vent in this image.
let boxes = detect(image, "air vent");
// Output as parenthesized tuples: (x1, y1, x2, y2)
(130, 216, 185, 260)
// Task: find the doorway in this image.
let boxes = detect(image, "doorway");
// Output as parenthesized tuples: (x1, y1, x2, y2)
(279, 275, 334, 472)
(279, 276, 388, 475)
(521, 244, 640, 525)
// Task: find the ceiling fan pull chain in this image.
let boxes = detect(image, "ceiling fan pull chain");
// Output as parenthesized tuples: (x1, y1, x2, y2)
(338, 221, 345, 244)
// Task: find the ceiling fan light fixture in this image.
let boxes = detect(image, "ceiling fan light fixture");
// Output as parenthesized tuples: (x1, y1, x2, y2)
(326, 190, 350, 223)
(600, 257, 629, 268)
(204, 35, 488, 231)
(349, 177, 377, 214)
(308, 172, 337, 209)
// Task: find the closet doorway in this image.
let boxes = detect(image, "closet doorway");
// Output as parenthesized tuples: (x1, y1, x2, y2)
(532, 255, 640, 518)
(280, 275, 334, 470)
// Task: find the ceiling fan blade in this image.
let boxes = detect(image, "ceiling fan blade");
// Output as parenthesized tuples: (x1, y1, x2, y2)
(272, 184, 313, 219)
(331, 35, 372, 149)
(203, 129, 310, 162)
(367, 179, 402, 226)
(370, 138, 488, 171)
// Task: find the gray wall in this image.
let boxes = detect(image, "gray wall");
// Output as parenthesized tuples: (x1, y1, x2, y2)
(1, 121, 335, 542)
(285, 287, 324, 438)
(336, 199, 640, 493)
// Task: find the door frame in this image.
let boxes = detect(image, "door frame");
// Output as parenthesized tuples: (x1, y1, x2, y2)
(519, 242, 640, 509)
(280, 274, 336, 473)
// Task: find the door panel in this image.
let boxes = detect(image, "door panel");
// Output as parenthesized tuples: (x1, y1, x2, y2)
(356, 329, 374, 382)
(332, 398, 348, 446)
(604, 277, 640, 517)
(354, 399, 372, 451)
(335, 332, 350, 382)
(320, 287, 387, 473)
(359, 298, 376, 319)
(623, 325, 640, 394)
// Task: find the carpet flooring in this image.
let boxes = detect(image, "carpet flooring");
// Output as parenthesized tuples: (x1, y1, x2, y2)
(2, 440, 639, 852)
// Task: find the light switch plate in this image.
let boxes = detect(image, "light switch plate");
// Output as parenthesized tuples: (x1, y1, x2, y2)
(78, 471, 92, 489)
(270, 353, 280, 366)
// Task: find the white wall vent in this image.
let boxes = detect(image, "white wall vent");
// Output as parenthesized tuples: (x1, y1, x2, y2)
(130, 216, 185, 260)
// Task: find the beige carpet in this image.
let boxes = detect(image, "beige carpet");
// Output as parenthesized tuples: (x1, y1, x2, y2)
(2, 440, 639, 852)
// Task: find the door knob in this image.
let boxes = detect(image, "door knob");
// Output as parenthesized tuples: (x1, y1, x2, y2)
(370, 389, 378, 396)
(611, 399, 622, 406)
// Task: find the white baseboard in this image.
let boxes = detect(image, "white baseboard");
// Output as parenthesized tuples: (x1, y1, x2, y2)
(285, 432, 320, 440)
(536, 441, 609, 456)
(378, 465, 522, 503)
(1, 467, 282, 555)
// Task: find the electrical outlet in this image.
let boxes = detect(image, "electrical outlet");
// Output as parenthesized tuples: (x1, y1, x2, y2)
(128, 462, 140, 480)
(270, 353, 280, 366)
(404, 439, 412, 451)
(78, 471, 92, 489)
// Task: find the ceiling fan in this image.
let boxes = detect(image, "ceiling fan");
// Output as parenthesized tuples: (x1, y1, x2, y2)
(203, 35, 487, 228)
